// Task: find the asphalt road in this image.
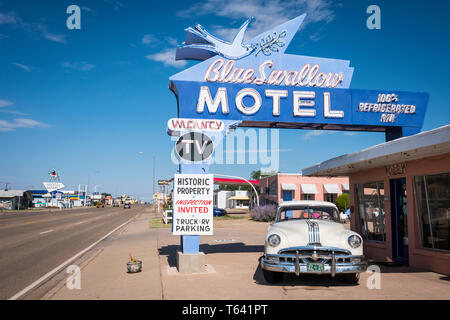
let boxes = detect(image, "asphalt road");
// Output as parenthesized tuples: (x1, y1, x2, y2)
(0, 204, 143, 300)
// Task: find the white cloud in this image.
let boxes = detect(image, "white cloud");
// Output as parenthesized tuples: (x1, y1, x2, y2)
(0, 118, 49, 132)
(103, 0, 125, 11)
(142, 34, 158, 45)
(81, 6, 96, 15)
(43, 32, 67, 43)
(0, 99, 13, 107)
(301, 130, 334, 140)
(177, 0, 335, 40)
(301, 130, 359, 140)
(145, 49, 187, 68)
(143, 36, 185, 67)
(0, 12, 23, 26)
(12, 62, 32, 72)
(0, 109, 28, 115)
(0, 11, 68, 44)
(62, 61, 96, 71)
(225, 148, 291, 153)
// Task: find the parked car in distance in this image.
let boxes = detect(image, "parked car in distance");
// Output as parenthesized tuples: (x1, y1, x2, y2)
(124, 203, 131, 209)
(213, 207, 227, 217)
(261, 200, 367, 284)
(96, 202, 105, 208)
(113, 202, 119, 207)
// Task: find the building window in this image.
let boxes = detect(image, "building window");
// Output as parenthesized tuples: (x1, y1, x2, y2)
(325, 193, 337, 203)
(414, 172, 450, 252)
(356, 181, 386, 242)
(302, 194, 315, 200)
(268, 181, 278, 197)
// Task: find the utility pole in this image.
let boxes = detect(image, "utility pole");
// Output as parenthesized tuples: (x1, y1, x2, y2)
(87, 174, 90, 206)
(1, 182, 10, 191)
(153, 156, 156, 197)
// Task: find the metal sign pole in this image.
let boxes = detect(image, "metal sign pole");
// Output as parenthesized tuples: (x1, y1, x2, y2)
(170, 121, 235, 271)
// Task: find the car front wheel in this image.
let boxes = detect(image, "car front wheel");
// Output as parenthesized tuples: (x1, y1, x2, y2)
(262, 269, 283, 283)
(342, 273, 360, 284)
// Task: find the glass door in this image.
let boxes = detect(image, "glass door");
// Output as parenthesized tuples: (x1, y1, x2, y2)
(390, 178, 409, 264)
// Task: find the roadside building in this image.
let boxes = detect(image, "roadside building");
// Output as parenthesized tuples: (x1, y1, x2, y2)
(153, 192, 168, 211)
(303, 125, 450, 275)
(0, 190, 33, 210)
(214, 190, 251, 209)
(28, 190, 49, 207)
(28, 189, 87, 208)
(104, 195, 113, 206)
(259, 174, 349, 206)
(214, 190, 231, 209)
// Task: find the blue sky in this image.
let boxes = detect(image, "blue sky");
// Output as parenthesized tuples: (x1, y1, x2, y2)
(1, 0, 449, 201)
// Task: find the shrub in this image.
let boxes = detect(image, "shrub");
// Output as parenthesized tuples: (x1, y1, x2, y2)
(250, 204, 277, 222)
(335, 193, 350, 212)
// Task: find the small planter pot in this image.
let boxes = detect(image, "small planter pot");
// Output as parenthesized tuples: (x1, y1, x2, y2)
(127, 260, 142, 273)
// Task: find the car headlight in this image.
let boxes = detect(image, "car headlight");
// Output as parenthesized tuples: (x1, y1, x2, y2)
(348, 235, 362, 248)
(267, 234, 281, 247)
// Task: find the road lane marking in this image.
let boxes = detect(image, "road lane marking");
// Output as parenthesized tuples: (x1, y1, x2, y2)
(39, 230, 54, 235)
(75, 222, 83, 225)
(8, 216, 136, 300)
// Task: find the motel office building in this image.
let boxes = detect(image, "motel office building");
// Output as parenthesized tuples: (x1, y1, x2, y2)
(303, 125, 450, 275)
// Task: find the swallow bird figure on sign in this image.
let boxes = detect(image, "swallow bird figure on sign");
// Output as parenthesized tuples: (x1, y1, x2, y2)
(176, 17, 257, 61)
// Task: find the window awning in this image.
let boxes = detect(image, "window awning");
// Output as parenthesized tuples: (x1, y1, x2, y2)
(228, 195, 250, 200)
(300, 184, 318, 194)
(281, 183, 297, 191)
(343, 184, 349, 190)
(324, 184, 342, 194)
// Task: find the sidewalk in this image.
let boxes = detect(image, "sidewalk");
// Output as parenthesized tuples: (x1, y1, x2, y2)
(46, 211, 450, 300)
(46, 208, 162, 299)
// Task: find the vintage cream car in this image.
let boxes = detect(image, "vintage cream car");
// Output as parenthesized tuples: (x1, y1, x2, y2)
(261, 200, 367, 284)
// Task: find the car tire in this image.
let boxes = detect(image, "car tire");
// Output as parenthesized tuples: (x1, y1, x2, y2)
(262, 269, 283, 283)
(342, 273, 360, 284)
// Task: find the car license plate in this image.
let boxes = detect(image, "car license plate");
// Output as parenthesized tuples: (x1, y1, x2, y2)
(307, 263, 324, 272)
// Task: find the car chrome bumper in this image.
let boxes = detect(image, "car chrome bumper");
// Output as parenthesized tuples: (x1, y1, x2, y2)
(261, 253, 367, 276)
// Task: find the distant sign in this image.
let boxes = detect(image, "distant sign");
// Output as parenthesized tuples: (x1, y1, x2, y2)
(173, 174, 213, 235)
(43, 182, 65, 192)
(168, 118, 224, 132)
(158, 180, 172, 185)
(175, 132, 214, 162)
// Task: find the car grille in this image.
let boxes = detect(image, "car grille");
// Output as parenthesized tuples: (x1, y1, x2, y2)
(277, 249, 351, 264)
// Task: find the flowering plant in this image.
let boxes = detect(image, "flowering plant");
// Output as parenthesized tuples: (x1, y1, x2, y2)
(249, 204, 277, 222)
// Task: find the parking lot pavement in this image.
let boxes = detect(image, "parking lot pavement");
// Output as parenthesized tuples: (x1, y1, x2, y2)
(159, 218, 450, 300)
(46, 208, 162, 300)
(44, 212, 449, 300)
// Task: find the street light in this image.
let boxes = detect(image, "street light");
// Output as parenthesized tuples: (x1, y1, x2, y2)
(86, 170, 100, 206)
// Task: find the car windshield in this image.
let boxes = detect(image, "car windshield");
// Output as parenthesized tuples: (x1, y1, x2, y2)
(277, 205, 340, 222)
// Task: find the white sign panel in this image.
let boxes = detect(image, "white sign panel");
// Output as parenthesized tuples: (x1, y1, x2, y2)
(43, 182, 65, 192)
(173, 174, 214, 235)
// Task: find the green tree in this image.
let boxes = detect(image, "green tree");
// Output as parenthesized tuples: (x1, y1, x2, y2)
(335, 193, 350, 212)
(250, 170, 278, 180)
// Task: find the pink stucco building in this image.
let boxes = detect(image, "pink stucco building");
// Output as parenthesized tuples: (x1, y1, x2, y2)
(259, 173, 349, 206)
